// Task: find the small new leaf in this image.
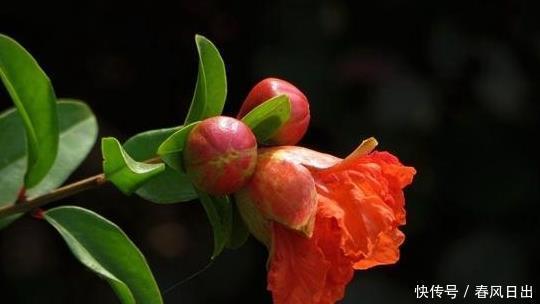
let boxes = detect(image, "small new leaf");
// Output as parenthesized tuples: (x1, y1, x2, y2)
(184, 35, 227, 124)
(44, 206, 163, 304)
(157, 121, 200, 171)
(124, 128, 197, 204)
(102, 137, 165, 194)
(241, 95, 291, 143)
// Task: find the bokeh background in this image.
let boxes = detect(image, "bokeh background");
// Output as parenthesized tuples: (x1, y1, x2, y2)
(1, 1, 539, 303)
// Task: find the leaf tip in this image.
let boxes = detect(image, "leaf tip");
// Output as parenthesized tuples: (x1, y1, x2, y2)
(194, 34, 209, 44)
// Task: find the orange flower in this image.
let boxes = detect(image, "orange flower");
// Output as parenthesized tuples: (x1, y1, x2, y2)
(235, 138, 416, 304)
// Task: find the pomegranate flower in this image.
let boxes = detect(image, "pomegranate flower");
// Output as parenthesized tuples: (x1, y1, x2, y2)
(235, 138, 416, 304)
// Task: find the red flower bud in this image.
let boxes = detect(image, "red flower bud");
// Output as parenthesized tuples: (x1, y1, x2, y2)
(237, 78, 310, 145)
(183, 116, 257, 195)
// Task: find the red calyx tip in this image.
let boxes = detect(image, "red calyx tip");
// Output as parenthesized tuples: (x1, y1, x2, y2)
(31, 208, 45, 220)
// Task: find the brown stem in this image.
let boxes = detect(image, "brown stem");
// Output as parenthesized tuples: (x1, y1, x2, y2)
(0, 173, 107, 218)
(0, 157, 163, 219)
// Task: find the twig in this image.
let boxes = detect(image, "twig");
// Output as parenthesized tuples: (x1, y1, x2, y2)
(0, 156, 163, 219)
(0, 173, 107, 218)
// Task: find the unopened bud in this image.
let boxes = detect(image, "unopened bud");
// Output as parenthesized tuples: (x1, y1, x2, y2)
(238, 78, 310, 145)
(184, 116, 257, 195)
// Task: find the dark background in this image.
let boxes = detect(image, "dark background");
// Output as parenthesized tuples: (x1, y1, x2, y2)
(1, 1, 539, 303)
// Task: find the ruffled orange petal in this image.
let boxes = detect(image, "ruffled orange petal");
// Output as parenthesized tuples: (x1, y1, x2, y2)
(354, 228, 405, 270)
(314, 198, 355, 303)
(268, 199, 355, 304)
(314, 150, 416, 269)
(268, 223, 329, 304)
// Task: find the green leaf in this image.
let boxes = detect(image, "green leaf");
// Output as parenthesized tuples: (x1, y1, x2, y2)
(44, 206, 162, 304)
(102, 137, 165, 194)
(0, 101, 97, 228)
(241, 95, 291, 143)
(157, 121, 200, 171)
(198, 191, 232, 258)
(124, 127, 180, 160)
(184, 35, 227, 124)
(27, 100, 98, 197)
(0, 106, 26, 205)
(226, 201, 250, 249)
(124, 128, 197, 204)
(0, 34, 59, 188)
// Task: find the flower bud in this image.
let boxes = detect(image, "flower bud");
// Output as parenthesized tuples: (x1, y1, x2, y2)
(235, 148, 317, 241)
(183, 116, 257, 195)
(237, 78, 310, 145)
